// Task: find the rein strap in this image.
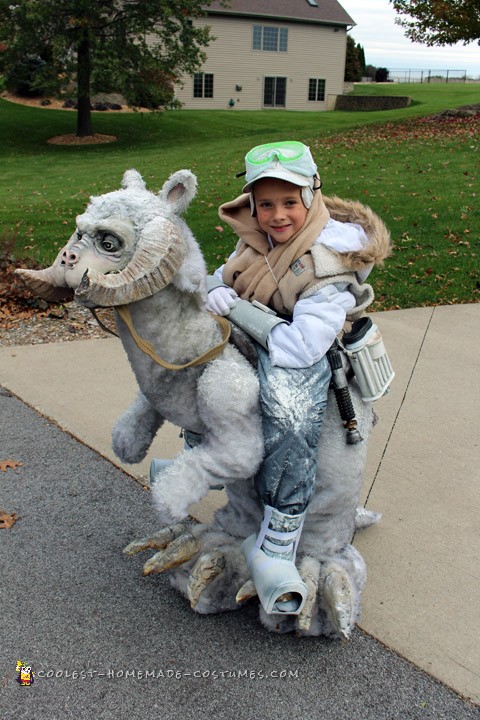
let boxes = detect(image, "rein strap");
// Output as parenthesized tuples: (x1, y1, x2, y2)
(116, 304, 231, 371)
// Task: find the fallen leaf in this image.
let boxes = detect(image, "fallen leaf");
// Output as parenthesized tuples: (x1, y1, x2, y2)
(0, 509, 20, 528)
(0, 459, 23, 472)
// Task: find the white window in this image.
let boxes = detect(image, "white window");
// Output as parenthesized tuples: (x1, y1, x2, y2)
(253, 25, 288, 52)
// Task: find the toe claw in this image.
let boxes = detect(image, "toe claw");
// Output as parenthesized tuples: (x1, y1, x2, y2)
(187, 550, 226, 608)
(235, 579, 257, 604)
(142, 532, 201, 575)
(123, 521, 190, 555)
(355, 507, 382, 530)
(297, 557, 321, 632)
(323, 568, 355, 640)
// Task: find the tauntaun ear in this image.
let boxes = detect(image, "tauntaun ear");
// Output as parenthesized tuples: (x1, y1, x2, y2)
(121, 169, 147, 191)
(159, 170, 197, 216)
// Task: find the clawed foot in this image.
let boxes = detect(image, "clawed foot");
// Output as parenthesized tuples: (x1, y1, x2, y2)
(255, 556, 357, 639)
(124, 526, 361, 638)
(124, 522, 247, 612)
(124, 520, 199, 574)
(124, 521, 209, 593)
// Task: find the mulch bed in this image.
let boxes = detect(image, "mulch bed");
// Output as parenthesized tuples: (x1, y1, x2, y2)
(0, 253, 113, 345)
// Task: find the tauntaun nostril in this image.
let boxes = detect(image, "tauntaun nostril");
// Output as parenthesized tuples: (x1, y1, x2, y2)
(66, 251, 78, 265)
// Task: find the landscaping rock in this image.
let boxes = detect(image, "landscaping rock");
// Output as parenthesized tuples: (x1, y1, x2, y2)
(428, 104, 480, 119)
(335, 95, 411, 111)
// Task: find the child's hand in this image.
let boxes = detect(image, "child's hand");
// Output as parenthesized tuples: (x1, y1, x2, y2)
(206, 286, 239, 316)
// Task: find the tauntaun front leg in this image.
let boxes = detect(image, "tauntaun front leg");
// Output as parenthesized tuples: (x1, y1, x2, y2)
(112, 391, 165, 464)
(150, 352, 263, 523)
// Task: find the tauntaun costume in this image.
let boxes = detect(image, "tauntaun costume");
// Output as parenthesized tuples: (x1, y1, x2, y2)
(15, 152, 393, 638)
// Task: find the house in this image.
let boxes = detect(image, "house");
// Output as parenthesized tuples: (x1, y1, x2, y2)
(174, 0, 355, 111)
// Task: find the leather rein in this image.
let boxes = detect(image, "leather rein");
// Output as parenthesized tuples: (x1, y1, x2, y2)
(91, 305, 231, 371)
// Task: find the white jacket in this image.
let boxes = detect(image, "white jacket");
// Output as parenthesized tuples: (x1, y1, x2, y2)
(214, 218, 371, 369)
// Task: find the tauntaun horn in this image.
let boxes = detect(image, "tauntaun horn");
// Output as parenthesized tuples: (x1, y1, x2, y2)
(14, 245, 75, 303)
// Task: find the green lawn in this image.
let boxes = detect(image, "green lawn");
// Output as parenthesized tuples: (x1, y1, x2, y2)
(0, 82, 478, 309)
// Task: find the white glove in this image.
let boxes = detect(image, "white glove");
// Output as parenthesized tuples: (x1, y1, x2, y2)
(206, 286, 239, 316)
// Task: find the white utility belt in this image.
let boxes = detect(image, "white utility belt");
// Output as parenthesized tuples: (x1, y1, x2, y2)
(206, 276, 394, 403)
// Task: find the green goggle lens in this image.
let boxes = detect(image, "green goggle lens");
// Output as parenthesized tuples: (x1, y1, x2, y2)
(246, 141, 306, 165)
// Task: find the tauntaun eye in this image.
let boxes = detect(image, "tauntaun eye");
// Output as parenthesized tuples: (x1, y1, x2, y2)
(99, 233, 122, 252)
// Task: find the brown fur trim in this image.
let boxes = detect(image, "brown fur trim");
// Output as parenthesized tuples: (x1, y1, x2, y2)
(323, 195, 392, 270)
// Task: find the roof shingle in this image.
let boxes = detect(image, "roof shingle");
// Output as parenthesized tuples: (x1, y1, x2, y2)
(206, 0, 355, 27)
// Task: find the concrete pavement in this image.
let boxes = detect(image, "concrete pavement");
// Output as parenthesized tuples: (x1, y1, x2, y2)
(1, 303, 479, 715)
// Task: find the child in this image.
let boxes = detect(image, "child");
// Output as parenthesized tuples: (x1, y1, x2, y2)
(206, 140, 379, 615)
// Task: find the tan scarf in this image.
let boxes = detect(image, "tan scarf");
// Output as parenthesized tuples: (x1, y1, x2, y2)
(219, 189, 330, 308)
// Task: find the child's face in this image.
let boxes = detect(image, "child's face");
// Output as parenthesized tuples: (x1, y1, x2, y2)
(253, 178, 308, 245)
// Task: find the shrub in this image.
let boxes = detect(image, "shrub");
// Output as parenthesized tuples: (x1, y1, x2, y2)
(4, 55, 62, 97)
(375, 67, 389, 83)
(123, 66, 176, 110)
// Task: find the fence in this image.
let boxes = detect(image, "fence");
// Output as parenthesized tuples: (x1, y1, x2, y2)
(387, 69, 467, 83)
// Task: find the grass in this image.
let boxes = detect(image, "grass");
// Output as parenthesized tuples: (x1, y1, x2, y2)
(0, 82, 478, 310)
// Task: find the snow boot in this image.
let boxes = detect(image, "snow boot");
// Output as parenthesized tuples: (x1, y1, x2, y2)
(241, 505, 308, 615)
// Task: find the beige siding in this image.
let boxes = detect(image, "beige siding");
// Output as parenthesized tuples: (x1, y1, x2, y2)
(173, 16, 347, 111)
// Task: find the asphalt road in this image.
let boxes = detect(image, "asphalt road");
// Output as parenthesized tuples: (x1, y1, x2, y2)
(1, 388, 478, 720)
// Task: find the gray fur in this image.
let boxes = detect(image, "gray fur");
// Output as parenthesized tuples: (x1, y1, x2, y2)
(16, 169, 381, 639)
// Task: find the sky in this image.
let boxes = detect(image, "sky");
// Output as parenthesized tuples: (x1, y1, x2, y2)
(339, 0, 480, 79)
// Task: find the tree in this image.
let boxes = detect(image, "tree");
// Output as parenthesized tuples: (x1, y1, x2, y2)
(375, 67, 389, 82)
(390, 0, 480, 46)
(344, 34, 361, 82)
(357, 44, 366, 78)
(0, 0, 217, 137)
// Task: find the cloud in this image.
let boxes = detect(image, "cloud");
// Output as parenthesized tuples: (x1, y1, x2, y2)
(340, 0, 480, 77)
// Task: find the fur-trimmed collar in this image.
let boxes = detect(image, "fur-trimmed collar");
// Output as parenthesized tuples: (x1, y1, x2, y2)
(323, 195, 392, 270)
